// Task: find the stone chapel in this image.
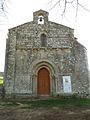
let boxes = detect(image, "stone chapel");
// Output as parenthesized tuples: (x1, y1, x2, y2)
(4, 9, 89, 98)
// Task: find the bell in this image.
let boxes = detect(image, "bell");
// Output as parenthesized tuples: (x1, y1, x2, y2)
(40, 17, 42, 22)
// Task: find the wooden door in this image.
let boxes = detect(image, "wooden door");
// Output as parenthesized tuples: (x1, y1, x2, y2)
(37, 68, 50, 95)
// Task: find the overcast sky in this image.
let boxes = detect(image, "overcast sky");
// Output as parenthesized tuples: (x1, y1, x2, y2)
(0, 0, 90, 72)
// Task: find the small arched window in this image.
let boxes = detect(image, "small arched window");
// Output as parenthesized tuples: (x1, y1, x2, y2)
(41, 34, 47, 47)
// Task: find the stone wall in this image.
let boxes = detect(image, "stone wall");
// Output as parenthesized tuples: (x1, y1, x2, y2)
(4, 10, 89, 97)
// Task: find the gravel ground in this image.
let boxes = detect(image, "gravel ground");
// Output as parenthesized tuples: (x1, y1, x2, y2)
(0, 106, 90, 120)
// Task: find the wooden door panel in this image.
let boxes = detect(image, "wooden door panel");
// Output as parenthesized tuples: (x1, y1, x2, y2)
(37, 68, 50, 95)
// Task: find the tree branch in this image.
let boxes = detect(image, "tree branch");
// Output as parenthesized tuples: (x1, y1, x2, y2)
(49, 0, 62, 10)
(0, 0, 6, 11)
(61, 0, 67, 17)
(49, 0, 90, 19)
(78, 3, 90, 12)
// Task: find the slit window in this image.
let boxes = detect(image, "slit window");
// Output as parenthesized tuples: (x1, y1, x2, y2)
(41, 34, 47, 47)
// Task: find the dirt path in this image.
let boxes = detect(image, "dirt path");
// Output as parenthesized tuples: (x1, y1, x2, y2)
(0, 106, 90, 120)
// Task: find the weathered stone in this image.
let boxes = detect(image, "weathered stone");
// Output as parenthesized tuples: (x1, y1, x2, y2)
(4, 9, 90, 98)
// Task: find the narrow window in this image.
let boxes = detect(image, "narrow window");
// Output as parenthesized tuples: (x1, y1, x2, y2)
(41, 34, 47, 47)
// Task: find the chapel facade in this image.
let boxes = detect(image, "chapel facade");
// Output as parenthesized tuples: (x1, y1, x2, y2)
(4, 10, 90, 98)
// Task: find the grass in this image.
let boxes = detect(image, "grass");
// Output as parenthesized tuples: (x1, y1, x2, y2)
(0, 98, 90, 108)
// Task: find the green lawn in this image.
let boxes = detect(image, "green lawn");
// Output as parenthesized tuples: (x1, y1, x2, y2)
(0, 98, 90, 108)
(0, 76, 4, 85)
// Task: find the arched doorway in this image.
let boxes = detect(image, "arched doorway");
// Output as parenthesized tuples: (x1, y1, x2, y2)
(37, 67, 50, 96)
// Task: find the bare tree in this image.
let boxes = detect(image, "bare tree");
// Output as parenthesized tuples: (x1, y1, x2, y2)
(49, 0, 90, 18)
(0, 0, 10, 28)
(0, 0, 6, 12)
